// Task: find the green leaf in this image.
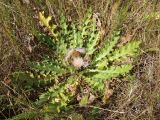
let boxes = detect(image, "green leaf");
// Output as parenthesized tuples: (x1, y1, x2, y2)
(79, 95, 89, 107)
(39, 11, 58, 38)
(90, 64, 133, 80)
(94, 32, 120, 62)
(109, 41, 141, 61)
(6, 111, 39, 120)
(85, 64, 132, 91)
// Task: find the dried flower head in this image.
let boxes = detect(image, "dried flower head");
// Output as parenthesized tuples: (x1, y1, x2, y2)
(65, 48, 90, 69)
(72, 57, 84, 69)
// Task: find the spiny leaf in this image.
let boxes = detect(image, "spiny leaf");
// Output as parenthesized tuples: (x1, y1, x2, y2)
(85, 64, 132, 91)
(86, 17, 100, 54)
(39, 11, 52, 28)
(36, 33, 56, 49)
(84, 77, 105, 92)
(108, 41, 141, 61)
(38, 76, 79, 112)
(96, 59, 108, 70)
(94, 32, 120, 62)
(39, 12, 58, 38)
(60, 14, 68, 35)
(30, 60, 65, 74)
(90, 64, 133, 80)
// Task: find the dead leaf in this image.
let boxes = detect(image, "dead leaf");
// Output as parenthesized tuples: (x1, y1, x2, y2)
(7, 91, 10, 97)
(22, 0, 30, 4)
(88, 93, 96, 104)
(27, 44, 32, 53)
(100, 28, 106, 40)
(67, 84, 77, 95)
(117, 33, 133, 47)
(117, 27, 139, 47)
(77, 94, 81, 101)
(103, 89, 113, 104)
(102, 81, 113, 103)
(93, 13, 101, 29)
(4, 79, 11, 85)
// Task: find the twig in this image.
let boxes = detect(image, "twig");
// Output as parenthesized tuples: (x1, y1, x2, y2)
(88, 105, 126, 114)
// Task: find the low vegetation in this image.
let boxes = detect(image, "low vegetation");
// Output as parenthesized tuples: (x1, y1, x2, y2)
(0, 0, 160, 120)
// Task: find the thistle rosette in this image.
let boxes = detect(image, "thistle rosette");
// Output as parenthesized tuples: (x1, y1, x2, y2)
(13, 9, 141, 113)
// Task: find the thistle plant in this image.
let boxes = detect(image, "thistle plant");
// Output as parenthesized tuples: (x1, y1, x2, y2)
(13, 9, 141, 113)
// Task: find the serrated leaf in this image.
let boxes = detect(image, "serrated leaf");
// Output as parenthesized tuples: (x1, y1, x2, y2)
(109, 41, 141, 61)
(39, 12, 58, 38)
(94, 32, 120, 62)
(90, 64, 133, 80)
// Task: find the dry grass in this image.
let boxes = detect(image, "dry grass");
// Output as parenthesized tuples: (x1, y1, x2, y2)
(105, 52, 160, 119)
(0, 0, 160, 119)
